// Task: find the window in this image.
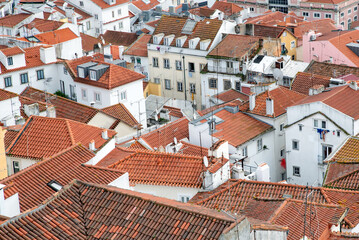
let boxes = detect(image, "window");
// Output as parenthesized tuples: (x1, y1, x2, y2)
(188, 62, 195, 72)
(130, 56, 135, 63)
(349, 18, 352, 25)
(280, 123, 284, 131)
(86, 21, 90, 30)
(90, 70, 96, 80)
(341, 12, 344, 17)
(302, 12, 309, 17)
(223, 80, 231, 90)
(70, 85, 76, 100)
(36, 69, 44, 80)
(292, 140, 299, 150)
(348, 9, 352, 14)
(290, 40, 295, 49)
(7, 57, 13, 66)
(154, 78, 160, 84)
(314, 13, 320, 18)
(321, 120, 326, 129)
(60, 80, 65, 94)
(257, 138, 263, 152)
(299, 124, 303, 131)
(242, 146, 248, 157)
(164, 58, 170, 69)
(200, 63, 206, 71)
(165, 79, 171, 89)
(283, 78, 290, 86)
(293, 166, 300, 176)
(180, 196, 190, 203)
(337, 130, 341, 137)
(209, 78, 217, 89)
(175, 60, 182, 70)
(235, 81, 241, 91)
(355, 16, 358, 21)
(6, 29, 11, 36)
(322, 145, 333, 160)
(153, 57, 159, 67)
(190, 83, 196, 93)
(96, 28, 100, 34)
(63, 66, 68, 75)
(82, 89, 87, 100)
(280, 148, 284, 157)
(120, 91, 127, 100)
(355, 6, 358, 11)
(250, 7, 254, 12)
(20, 73, 28, 84)
(314, 119, 318, 128)
(4, 76, 11, 87)
(95, 92, 101, 102)
(325, 13, 332, 18)
(13, 161, 20, 174)
(176, 39, 182, 47)
(226, 61, 233, 69)
(112, 11, 115, 18)
(80, 1, 84, 6)
(118, 9, 122, 15)
(341, 22, 345, 26)
(113, 25, 116, 31)
(95, 14, 98, 20)
(136, 57, 141, 64)
(177, 82, 183, 92)
(119, 22, 123, 29)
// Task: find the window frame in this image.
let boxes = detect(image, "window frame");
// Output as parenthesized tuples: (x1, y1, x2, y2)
(292, 140, 299, 150)
(4, 76, 12, 87)
(153, 57, 159, 67)
(94, 92, 101, 103)
(257, 138, 263, 152)
(36, 69, 45, 80)
(165, 79, 171, 90)
(163, 58, 170, 69)
(293, 166, 300, 176)
(242, 146, 248, 157)
(209, 78, 217, 89)
(13, 161, 20, 174)
(154, 78, 160, 84)
(177, 81, 183, 92)
(20, 73, 29, 84)
(302, 12, 309, 17)
(188, 62, 195, 72)
(190, 83, 196, 94)
(175, 60, 182, 70)
(81, 88, 87, 100)
(7, 56, 13, 66)
(223, 79, 231, 90)
(314, 12, 321, 18)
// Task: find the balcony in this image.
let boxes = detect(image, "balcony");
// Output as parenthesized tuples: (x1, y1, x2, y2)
(207, 66, 240, 74)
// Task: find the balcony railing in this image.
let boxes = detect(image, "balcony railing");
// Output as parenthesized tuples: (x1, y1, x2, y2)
(207, 66, 240, 74)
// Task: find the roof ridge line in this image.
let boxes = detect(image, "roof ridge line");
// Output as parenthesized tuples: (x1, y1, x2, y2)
(325, 169, 359, 187)
(65, 119, 76, 145)
(81, 163, 127, 174)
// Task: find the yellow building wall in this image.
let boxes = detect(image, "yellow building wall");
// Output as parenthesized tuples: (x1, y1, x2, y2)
(144, 82, 161, 97)
(0, 127, 8, 179)
(280, 30, 297, 60)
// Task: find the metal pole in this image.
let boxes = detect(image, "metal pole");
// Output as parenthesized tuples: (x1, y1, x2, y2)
(182, 56, 187, 102)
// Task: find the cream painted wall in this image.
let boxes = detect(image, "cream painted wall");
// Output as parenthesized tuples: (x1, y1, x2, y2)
(87, 112, 117, 129)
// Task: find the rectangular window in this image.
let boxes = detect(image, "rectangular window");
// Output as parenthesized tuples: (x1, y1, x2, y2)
(119, 22, 123, 29)
(130, 56, 135, 63)
(290, 40, 295, 49)
(13, 161, 20, 174)
(7, 57, 13, 66)
(180, 196, 190, 203)
(292, 140, 299, 150)
(20, 73, 28, 84)
(95, 14, 98, 20)
(325, 13, 332, 18)
(60, 80, 65, 94)
(321, 121, 326, 129)
(175, 60, 182, 70)
(118, 9, 122, 15)
(314, 119, 318, 128)
(90, 70, 96, 80)
(226, 61, 233, 69)
(314, 13, 320, 18)
(164, 58, 170, 69)
(322, 145, 333, 160)
(250, 7, 254, 12)
(165, 79, 171, 90)
(86, 21, 90, 30)
(136, 57, 141, 64)
(188, 62, 195, 72)
(96, 28, 100, 33)
(223, 80, 231, 90)
(80, 1, 84, 6)
(302, 12, 309, 17)
(235, 81, 241, 91)
(280, 148, 284, 157)
(299, 124, 303, 131)
(293, 166, 300, 176)
(154, 78, 160, 84)
(280, 123, 284, 131)
(209, 78, 217, 89)
(82, 89, 87, 100)
(120, 91, 127, 100)
(242, 146, 248, 157)
(64, 66, 68, 75)
(190, 83, 196, 93)
(337, 130, 341, 137)
(112, 11, 115, 18)
(4, 76, 11, 87)
(6, 29, 11, 36)
(200, 63, 206, 71)
(177, 82, 183, 92)
(257, 138, 263, 152)
(70, 85, 76, 100)
(95, 92, 101, 102)
(36, 69, 44, 80)
(153, 57, 159, 67)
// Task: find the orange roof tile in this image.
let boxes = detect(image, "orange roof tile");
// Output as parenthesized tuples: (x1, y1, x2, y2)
(53, 0, 92, 21)
(304, 0, 347, 4)
(24, 18, 65, 32)
(210, 2, 243, 17)
(214, 89, 249, 102)
(327, 30, 359, 67)
(124, 34, 151, 57)
(102, 103, 140, 128)
(90, 0, 129, 9)
(0, 13, 31, 28)
(4, 129, 19, 149)
(132, 0, 159, 10)
(0, 46, 24, 57)
(178, 141, 208, 156)
(291, 72, 331, 95)
(305, 61, 359, 78)
(0, 88, 17, 101)
(21, 28, 78, 44)
(80, 33, 102, 52)
(103, 147, 227, 188)
(6, 116, 116, 160)
(0, 144, 124, 212)
(188, 6, 215, 18)
(101, 30, 138, 46)
(0, 179, 241, 239)
(293, 19, 337, 39)
(163, 105, 183, 118)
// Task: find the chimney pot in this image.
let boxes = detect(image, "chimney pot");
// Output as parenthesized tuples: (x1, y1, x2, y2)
(89, 140, 96, 151)
(249, 92, 256, 111)
(102, 129, 108, 140)
(265, 98, 274, 115)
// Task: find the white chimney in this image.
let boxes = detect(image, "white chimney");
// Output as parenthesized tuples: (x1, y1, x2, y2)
(0, 184, 20, 217)
(350, 81, 358, 91)
(102, 129, 108, 140)
(46, 105, 56, 118)
(256, 163, 270, 182)
(40, 46, 57, 64)
(309, 84, 325, 95)
(89, 140, 96, 151)
(208, 140, 229, 159)
(266, 98, 274, 115)
(249, 93, 256, 111)
(24, 103, 40, 117)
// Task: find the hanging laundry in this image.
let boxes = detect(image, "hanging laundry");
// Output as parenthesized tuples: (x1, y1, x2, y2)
(280, 158, 286, 169)
(317, 129, 330, 141)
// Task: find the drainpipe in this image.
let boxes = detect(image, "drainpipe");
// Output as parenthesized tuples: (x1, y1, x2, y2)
(182, 56, 187, 102)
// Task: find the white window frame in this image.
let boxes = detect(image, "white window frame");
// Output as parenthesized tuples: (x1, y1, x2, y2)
(302, 12, 309, 17)
(164, 58, 170, 69)
(82, 88, 87, 100)
(165, 79, 171, 90)
(89, 70, 96, 80)
(120, 91, 127, 101)
(242, 146, 248, 157)
(292, 140, 299, 150)
(314, 12, 321, 18)
(94, 92, 101, 103)
(175, 60, 182, 70)
(257, 138, 263, 152)
(293, 166, 300, 176)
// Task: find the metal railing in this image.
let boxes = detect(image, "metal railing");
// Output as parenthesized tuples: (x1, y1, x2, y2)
(207, 66, 241, 74)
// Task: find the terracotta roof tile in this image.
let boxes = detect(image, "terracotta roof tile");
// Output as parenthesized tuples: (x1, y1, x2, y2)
(327, 30, 359, 67)
(241, 198, 284, 222)
(252, 24, 285, 38)
(124, 34, 151, 57)
(306, 61, 359, 78)
(291, 72, 331, 95)
(245, 11, 304, 27)
(0, 144, 124, 212)
(24, 18, 65, 32)
(0, 88, 17, 101)
(0, 13, 31, 28)
(89, 0, 129, 9)
(188, 6, 215, 18)
(178, 141, 208, 157)
(20, 28, 79, 45)
(304, 0, 347, 5)
(101, 30, 138, 46)
(210, 2, 243, 17)
(80, 33, 102, 52)
(53, 0, 92, 21)
(4, 129, 19, 149)
(293, 19, 337, 39)
(214, 89, 249, 102)
(102, 103, 140, 128)
(6, 116, 116, 160)
(141, 117, 189, 149)
(0, 46, 24, 57)
(163, 105, 183, 118)
(96, 146, 135, 167)
(146, 19, 160, 28)
(104, 147, 227, 188)
(0, 179, 241, 239)
(132, 0, 159, 10)
(208, 34, 260, 59)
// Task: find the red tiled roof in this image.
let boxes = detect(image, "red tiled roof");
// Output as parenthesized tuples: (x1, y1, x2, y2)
(0, 144, 124, 212)
(291, 72, 331, 95)
(305, 61, 359, 78)
(208, 109, 273, 147)
(188, 6, 215, 18)
(178, 140, 208, 157)
(0, 88, 17, 101)
(327, 30, 359, 67)
(53, 0, 92, 21)
(245, 11, 304, 27)
(90, 0, 129, 9)
(6, 116, 116, 160)
(124, 34, 151, 57)
(214, 89, 249, 102)
(141, 117, 189, 149)
(210, 1, 243, 17)
(80, 33, 102, 52)
(24, 18, 65, 32)
(146, 19, 160, 28)
(208, 34, 260, 59)
(296, 85, 359, 120)
(104, 147, 227, 188)
(132, 0, 159, 11)
(304, 0, 347, 5)
(0, 179, 242, 239)
(244, 86, 306, 117)
(102, 103, 140, 128)
(20, 28, 78, 44)
(101, 30, 138, 46)
(252, 24, 285, 38)
(163, 105, 183, 118)
(293, 19, 337, 39)
(4, 129, 19, 149)
(0, 46, 24, 57)
(0, 13, 30, 28)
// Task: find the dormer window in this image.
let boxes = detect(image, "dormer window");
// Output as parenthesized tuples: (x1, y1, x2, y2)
(189, 40, 195, 49)
(153, 33, 164, 45)
(89, 70, 96, 80)
(164, 38, 170, 46)
(176, 39, 181, 47)
(200, 39, 211, 51)
(7, 57, 13, 66)
(78, 67, 85, 78)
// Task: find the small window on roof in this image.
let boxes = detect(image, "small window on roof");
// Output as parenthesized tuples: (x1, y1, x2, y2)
(47, 180, 63, 192)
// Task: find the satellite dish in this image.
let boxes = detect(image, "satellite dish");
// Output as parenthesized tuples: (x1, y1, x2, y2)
(173, 137, 177, 145)
(273, 68, 283, 82)
(203, 156, 209, 168)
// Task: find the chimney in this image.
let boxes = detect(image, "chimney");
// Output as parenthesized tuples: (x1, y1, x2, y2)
(256, 163, 270, 182)
(208, 140, 229, 159)
(0, 183, 20, 217)
(350, 81, 358, 91)
(309, 84, 325, 95)
(249, 92, 256, 111)
(40, 46, 56, 64)
(89, 140, 96, 151)
(46, 105, 56, 118)
(266, 98, 274, 115)
(102, 129, 108, 140)
(24, 103, 40, 117)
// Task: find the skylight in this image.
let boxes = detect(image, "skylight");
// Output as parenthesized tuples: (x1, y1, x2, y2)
(181, 19, 196, 34)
